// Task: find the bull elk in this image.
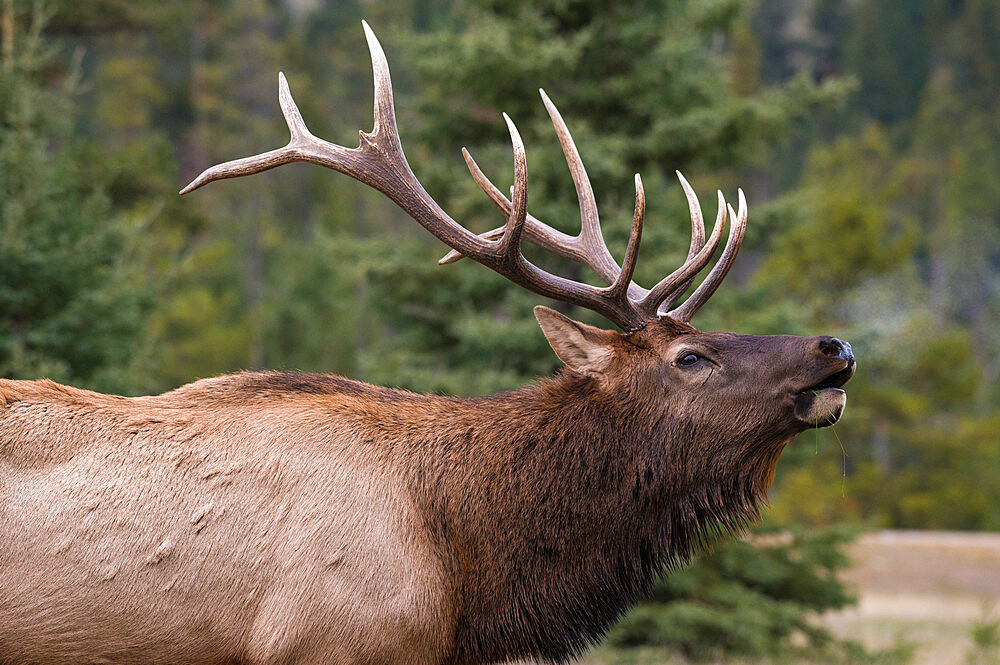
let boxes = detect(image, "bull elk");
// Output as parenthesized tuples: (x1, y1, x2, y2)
(0, 22, 855, 665)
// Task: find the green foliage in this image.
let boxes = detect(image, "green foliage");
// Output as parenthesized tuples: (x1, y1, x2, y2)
(605, 526, 910, 662)
(842, 1, 931, 124)
(755, 1, 1000, 531)
(967, 610, 1000, 665)
(0, 4, 149, 393)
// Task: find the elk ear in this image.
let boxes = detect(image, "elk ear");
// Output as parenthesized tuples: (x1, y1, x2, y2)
(534, 305, 617, 376)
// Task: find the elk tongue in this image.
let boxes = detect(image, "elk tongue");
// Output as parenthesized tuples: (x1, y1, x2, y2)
(794, 388, 847, 427)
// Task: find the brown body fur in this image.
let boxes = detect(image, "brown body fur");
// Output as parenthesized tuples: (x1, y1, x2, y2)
(0, 317, 853, 665)
(0, 375, 449, 665)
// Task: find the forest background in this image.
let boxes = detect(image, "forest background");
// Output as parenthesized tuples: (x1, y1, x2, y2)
(1, 0, 998, 662)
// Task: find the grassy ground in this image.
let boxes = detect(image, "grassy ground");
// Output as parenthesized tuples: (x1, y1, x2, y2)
(568, 530, 1000, 665)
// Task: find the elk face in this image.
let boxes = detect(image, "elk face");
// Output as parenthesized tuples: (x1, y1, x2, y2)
(535, 306, 856, 451)
(646, 324, 855, 432)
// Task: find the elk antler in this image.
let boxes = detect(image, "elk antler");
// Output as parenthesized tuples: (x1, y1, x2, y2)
(180, 21, 748, 330)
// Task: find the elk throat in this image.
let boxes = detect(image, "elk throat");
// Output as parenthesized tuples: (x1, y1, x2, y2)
(411, 372, 774, 665)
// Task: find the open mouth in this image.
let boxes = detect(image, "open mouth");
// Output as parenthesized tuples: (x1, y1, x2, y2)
(794, 360, 856, 427)
(801, 361, 855, 393)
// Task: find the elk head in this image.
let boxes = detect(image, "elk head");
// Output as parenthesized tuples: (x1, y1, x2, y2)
(180, 21, 855, 471)
(534, 306, 853, 488)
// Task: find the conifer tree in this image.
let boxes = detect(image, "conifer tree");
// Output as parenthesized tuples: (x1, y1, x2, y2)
(0, 3, 147, 393)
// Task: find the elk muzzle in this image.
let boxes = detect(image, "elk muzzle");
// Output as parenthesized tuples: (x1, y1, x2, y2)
(793, 337, 855, 427)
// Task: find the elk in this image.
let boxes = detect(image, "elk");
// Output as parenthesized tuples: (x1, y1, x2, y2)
(0, 22, 855, 665)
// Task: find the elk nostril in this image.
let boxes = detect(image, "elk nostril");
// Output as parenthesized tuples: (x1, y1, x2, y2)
(818, 337, 847, 359)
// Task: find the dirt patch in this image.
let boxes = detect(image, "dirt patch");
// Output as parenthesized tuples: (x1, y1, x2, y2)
(824, 530, 1000, 665)
(843, 530, 1000, 599)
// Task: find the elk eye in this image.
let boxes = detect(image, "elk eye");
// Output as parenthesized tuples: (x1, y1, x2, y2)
(677, 353, 701, 366)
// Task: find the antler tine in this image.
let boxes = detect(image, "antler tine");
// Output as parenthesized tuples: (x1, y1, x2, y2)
(460, 147, 516, 218)
(676, 171, 707, 257)
(362, 20, 400, 151)
(437, 148, 581, 266)
(473, 115, 647, 328)
(668, 189, 748, 322)
(664, 171, 708, 302)
(606, 174, 645, 298)
(278, 72, 312, 141)
(443, 91, 647, 299)
(178, 72, 349, 195)
(497, 113, 528, 256)
(445, 143, 624, 288)
(638, 190, 727, 318)
(538, 90, 615, 269)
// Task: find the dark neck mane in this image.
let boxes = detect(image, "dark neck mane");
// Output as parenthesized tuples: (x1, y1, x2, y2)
(409, 371, 775, 665)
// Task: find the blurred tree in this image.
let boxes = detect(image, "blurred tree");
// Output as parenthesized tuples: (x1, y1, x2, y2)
(609, 528, 855, 659)
(0, 2, 149, 393)
(842, 0, 931, 125)
(756, 0, 1000, 530)
(604, 526, 911, 663)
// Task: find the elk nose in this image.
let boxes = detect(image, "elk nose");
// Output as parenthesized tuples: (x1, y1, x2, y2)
(817, 337, 853, 362)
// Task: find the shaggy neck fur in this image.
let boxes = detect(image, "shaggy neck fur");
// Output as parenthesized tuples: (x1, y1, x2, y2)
(401, 371, 783, 665)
